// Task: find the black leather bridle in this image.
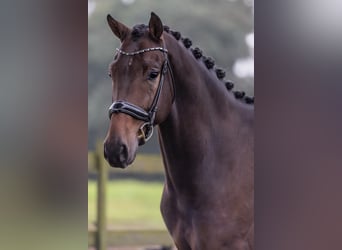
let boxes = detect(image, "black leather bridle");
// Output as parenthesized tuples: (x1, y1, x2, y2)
(108, 46, 175, 146)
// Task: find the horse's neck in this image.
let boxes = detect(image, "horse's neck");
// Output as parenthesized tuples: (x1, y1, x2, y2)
(160, 33, 242, 145)
(164, 34, 237, 122)
(158, 34, 248, 194)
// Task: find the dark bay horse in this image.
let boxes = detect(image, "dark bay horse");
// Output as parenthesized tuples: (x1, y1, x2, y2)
(104, 12, 254, 250)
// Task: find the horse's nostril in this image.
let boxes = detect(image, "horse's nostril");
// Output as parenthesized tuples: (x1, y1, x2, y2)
(119, 144, 128, 163)
(103, 143, 108, 159)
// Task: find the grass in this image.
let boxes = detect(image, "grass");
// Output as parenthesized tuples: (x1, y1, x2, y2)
(88, 179, 166, 229)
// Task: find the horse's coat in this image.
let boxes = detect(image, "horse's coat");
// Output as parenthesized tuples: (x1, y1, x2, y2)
(104, 13, 254, 250)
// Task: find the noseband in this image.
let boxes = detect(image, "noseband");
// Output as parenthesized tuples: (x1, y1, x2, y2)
(108, 46, 175, 146)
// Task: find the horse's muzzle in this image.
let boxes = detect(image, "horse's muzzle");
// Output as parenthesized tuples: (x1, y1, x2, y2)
(103, 140, 130, 168)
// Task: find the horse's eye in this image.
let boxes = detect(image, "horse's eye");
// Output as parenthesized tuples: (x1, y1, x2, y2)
(148, 71, 159, 80)
(108, 73, 112, 78)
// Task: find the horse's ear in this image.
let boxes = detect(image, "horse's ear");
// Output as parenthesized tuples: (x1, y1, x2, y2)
(148, 12, 163, 41)
(107, 14, 130, 42)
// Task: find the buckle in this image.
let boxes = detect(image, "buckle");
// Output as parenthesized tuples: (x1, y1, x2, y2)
(137, 123, 154, 146)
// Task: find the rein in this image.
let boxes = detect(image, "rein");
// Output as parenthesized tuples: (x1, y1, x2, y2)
(108, 45, 175, 146)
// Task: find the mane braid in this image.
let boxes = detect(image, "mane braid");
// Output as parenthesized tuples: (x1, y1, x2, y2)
(171, 30, 181, 40)
(215, 68, 226, 79)
(167, 28, 254, 105)
(234, 91, 245, 99)
(163, 25, 170, 33)
(203, 56, 215, 69)
(225, 81, 234, 91)
(191, 47, 203, 59)
(244, 96, 254, 104)
(182, 38, 192, 48)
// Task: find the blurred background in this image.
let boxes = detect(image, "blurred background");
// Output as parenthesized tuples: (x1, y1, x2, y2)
(1, 0, 341, 249)
(0, 1, 88, 249)
(88, 0, 254, 248)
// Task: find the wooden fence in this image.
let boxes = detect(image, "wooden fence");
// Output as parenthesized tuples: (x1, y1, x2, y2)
(88, 143, 173, 250)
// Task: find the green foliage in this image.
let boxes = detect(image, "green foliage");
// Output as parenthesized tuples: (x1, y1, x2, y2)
(88, 0, 254, 150)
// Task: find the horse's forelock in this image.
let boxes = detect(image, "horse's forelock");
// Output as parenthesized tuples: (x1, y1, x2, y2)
(131, 24, 147, 41)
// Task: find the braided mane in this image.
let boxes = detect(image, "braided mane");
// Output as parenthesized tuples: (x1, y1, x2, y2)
(164, 26, 254, 105)
(131, 24, 254, 105)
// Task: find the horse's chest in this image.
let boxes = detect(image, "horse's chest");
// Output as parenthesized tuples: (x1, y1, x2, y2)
(162, 196, 232, 249)
(161, 190, 253, 249)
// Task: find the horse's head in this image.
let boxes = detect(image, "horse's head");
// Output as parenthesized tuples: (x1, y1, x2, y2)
(104, 12, 174, 168)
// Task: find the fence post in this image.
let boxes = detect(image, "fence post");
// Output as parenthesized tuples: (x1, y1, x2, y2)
(95, 142, 108, 250)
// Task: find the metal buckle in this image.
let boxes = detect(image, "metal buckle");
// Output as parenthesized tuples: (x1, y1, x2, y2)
(137, 122, 154, 146)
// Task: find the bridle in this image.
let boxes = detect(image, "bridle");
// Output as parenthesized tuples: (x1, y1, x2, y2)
(108, 45, 175, 146)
